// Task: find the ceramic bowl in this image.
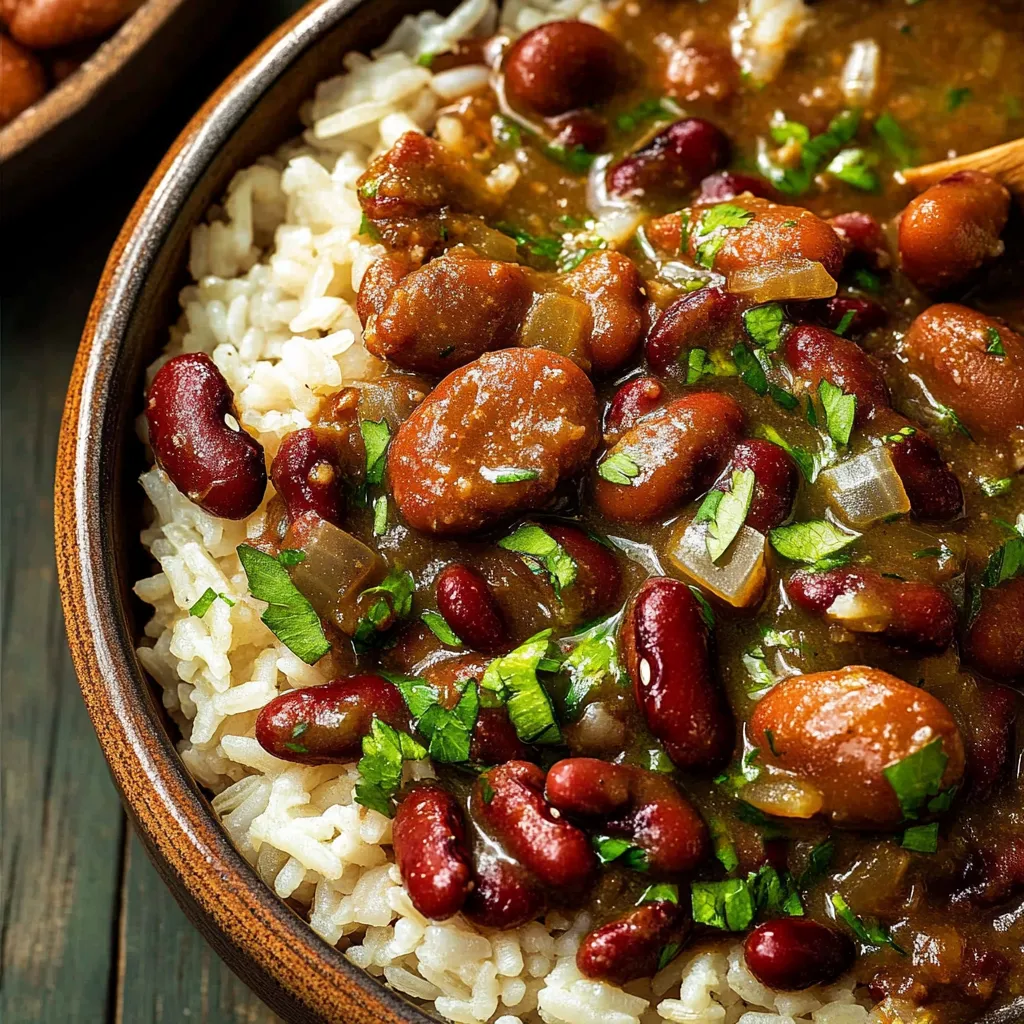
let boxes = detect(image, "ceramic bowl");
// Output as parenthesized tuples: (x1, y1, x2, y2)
(55, 0, 447, 1019)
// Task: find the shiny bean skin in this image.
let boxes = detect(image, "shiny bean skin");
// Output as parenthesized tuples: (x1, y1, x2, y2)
(661, 31, 737, 103)
(898, 171, 1010, 292)
(964, 578, 1024, 683)
(270, 427, 356, 527)
(357, 252, 414, 326)
(366, 253, 534, 374)
(390, 348, 599, 535)
(604, 376, 665, 441)
(0, 34, 46, 125)
(254, 675, 409, 765)
(798, 296, 887, 338)
(964, 683, 1020, 798)
(621, 578, 734, 771)
(743, 920, 854, 990)
(503, 21, 623, 116)
(548, 110, 608, 153)
(713, 439, 797, 532)
(546, 759, 709, 874)
(577, 901, 689, 985)
(783, 324, 889, 426)
(464, 850, 546, 929)
(543, 524, 623, 621)
(393, 785, 474, 920)
(435, 563, 511, 655)
(560, 251, 648, 374)
(7, 0, 139, 47)
(828, 211, 890, 271)
(471, 708, 529, 764)
(472, 761, 596, 894)
(698, 171, 777, 203)
(645, 285, 745, 373)
(750, 666, 966, 828)
(903, 304, 1024, 441)
(145, 353, 267, 519)
(606, 118, 729, 199)
(786, 567, 957, 653)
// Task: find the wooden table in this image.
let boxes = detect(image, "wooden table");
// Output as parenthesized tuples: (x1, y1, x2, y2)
(1, 4, 305, 1019)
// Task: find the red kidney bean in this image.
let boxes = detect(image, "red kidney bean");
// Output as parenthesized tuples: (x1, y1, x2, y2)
(594, 392, 745, 522)
(871, 409, 963, 520)
(548, 110, 608, 152)
(357, 252, 414, 326)
(744, 920, 854, 990)
(546, 759, 709, 874)
(606, 118, 729, 199)
(903, 304, 1024, 441)
(435, 563, 510, 654)
(146, 353, 267, 519)
(254, 675, 409, 765)
(472, 761, 596, 894)
(543, 523, 623, 621)
(503, 21, 623, 117)
(750, 666, 965, 827)
(421, 653, 491, 700)
(828, 211, 890, 271)
(965, 682, 1020, 797)
(604, 376, 665, 441)
(464, 849, 546, 929)
(713, 439, 797, 533)
(621, 578, 734, 770)
(798, 295, 887, 338)
(7, 0, 138, 48)
(899, 170, 1011, 292)
(560, 251, 648, 374)
(661, 31, 737, 103)
(783, 324, 889, 425)
(786, 567, 956, 653)
(577, 901, 689, 985)
(0, 34, 46, 125)
(393, 785, 474, 920)
(645, 286, 745, 373)
(270, 428, 354, 527)
(698, 171, 778, 203)
(953, 836, 1024, 908)
(390, 348, 599, 534)
(471, 707, 529, 764)
(965, 578, 1024, 683)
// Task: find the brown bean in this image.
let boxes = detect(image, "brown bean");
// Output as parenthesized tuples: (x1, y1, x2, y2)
(393, 785, 473, 920)
(798, 296, 887, 338)
(543, 523, 623, 622)
(7, 0, 139, 48)
(621, 578, 734, 770)
(594, 392, 745, 522)
(357, 252, 414, 326)
(785, 567, 957, 653)
(712, 439, 797, 533)
(145, 353, 267, 519)
(0, 34, 46, 125)
(546, 759, 709, 874)
(577, 901, 689, 985)
(784, 324, 889, 425)
(964, 682, 1020, 798)
(744, 920, 854, 990)
(435, 564, 510, 654)
(254, 675, 409, 765)
(698, 172, 778, 204)
(560, 251, 647, 374)
(548, 110, 608, 153)
(472, 761, 596, 894)
(270, 427, 362, 527)
(366, 253, 534, 374)
(604, 376, 665, 441)
(661, 30, 737, 103)
(464, 850, 546, 929)
(645, 286, 745, 373)
(503, 21, 622, 117)
(903, 304, 1024, 441)
(898, 171, 1010, 292)
(828, 211, 890, 271)
(750, 666, 966, 828)
(390, 348, 599, 534)
(471, 707, 529, 764)
(964, 578, 1024, 683)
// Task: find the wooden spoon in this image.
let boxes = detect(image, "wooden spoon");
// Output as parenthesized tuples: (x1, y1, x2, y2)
(897, 136, 1024, 201)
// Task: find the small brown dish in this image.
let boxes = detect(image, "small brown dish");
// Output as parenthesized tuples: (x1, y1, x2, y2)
(54, 0, 451, 1019)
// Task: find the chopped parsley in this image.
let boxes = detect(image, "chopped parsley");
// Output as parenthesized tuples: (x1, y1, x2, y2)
(277, 548, 306, 567)
(562, 619, 625, 721)
(882, 737, 952, 820)
(946, 86, 972, 112)
(593, 835, 649, 872)
(692, 203, 756, 269)
(415, 681, 480, 763)
(798, 839, 835, 888)
(980, 477, 1012, 498)
(826, 148, 879, 191)
(598, 450, 642, 486)
(358, 214, 381, 241)
(901, 822, 939, 853)
(481, 631, 562, 745)
(421, 610, 462, 647)
(818, 379, 858, 447)
(932, 401, 973, 440)
(498, 523, 577, 596)
(481, 466, 541, 484)
(704, 468, 756, 562)
(615, 97, 676, 133)
(639, 883, 679, 906)
(744, 303, 787, 351)
(691, 865, 802, 932)
(352, 568, 416, 650)
(189, 588, 233, 617)
(236, 545, 330, 664)
(709, 816, 740, 872)
(986, 327, 1005, 356)
(353, 719, 427, 816)
(769, 519, 860, 564)
(852, 268, 882, 293)
(830, 892, 906, 954)
(834, 310, 856, 337)
(495, 221, 563, 263)
(756, 425, 824, 484)
(360, 419, 391, 486)
(874, 112, 914, 169)
(759, 108, 862, 196)
(372, 495, 388, 536)
(732, 342, 770, 396)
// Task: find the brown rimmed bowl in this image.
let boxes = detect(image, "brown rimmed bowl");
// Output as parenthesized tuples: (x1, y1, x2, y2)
(54, 0, 450, 1020)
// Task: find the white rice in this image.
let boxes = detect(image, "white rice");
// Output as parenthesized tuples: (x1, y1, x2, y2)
(133, 1, 868, 1021)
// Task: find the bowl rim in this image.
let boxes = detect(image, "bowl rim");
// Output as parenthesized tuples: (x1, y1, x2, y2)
(54, 1, 445, 1020)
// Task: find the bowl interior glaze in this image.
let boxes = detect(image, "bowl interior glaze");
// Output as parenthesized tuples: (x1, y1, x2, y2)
(55, 1, 453, 1020)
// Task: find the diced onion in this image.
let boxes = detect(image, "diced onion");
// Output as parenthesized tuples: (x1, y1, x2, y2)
(586, 154, 646, 246)
(520, 292, 592, 367)
(727, 259, 837, 302)
(666, 520, 767, 608)
(741, 774, 824, 819)
(451, 220, 521, 262)
(826, 591, 891, 632)
(841, 40, 880, 105)
(730, 0, 812, 85)
(820, 448, 910, 528)
(429, 64, 492, 100)
(565, 702, 628, 756)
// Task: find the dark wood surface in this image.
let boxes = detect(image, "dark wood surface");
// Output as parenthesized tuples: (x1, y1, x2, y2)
(1, 4, 305, 1020)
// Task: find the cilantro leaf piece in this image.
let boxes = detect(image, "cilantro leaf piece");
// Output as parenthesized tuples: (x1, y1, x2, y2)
(481, 467, 541, 484)
(743, 646, 777, 695)
(562, 621, 625, 721)
(691, 879, 755, 930)
(830, 892, 906, 954)
(709, 816, 739, 873)
(360, 419, 391, 486)
(495, 221, 563, 262)
(481, 631, 562, 744)
(756, 424, 822, 483)
(826, 147, 879, 191)
(744, 303, 787, 351)
(770, 117, 811, 145)
(733, 342, 769, 396)
(798, 838, 835, 888)
(706, 468, 756, 563)
(392, 675, 441, 719)
(980, 477, 1012, 498)
(543, 141, 596, 173)
(932, 401, 973, 440)
(372, 495, 388, 536)
(818, 379, 857, 446)
(852, 268, 882, 293)
(986, 326, 1005, 356)
(189, 588, 234, 617)
(657, 943, 682, 971)
(492, 114, 523, 148)
(882, 737, 949, 820)
(353, 719, 427, 816)
(693, 203, 756, 269)
(688, 585, 716, 630)
(946, 86, 972, 111)
(901, 822, 939, 853)
(639, 883, 679, 906)
(593, 835, 649, 871)
(696, 488, 724, 524)
(358, 214, 381, 241)
(421, 610, 462, 647)
(277, 549, 306, 567)
(352, 568, 416, 650)
(834, 310, 856, 337)
(752, 865, 803, 918)
(616, 97, 674, 133)
(598, 451, 642, 486)
(498, 523, 577, 596)
(236, 545, 330, 664)
(417, 682, 479, 763)
(874, 112, 914, 168)
(769, 519, 860, 564)
(759, 109, 863, 196)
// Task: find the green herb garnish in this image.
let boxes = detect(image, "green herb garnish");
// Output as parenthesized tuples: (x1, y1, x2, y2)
(901, 822, 939, 853)
(818, 379, 857, 446)
(481, 631, 562, 745)
(421, 610, 462, 647)
(360, 419, 391, 486)
(498, 523, 577, 596)
(593, 835, 649, 871)
(189, 588, 234, 617)
(353, 719, 427, 816)
(598, 451, 642, 486)
(769, 520, 860, 564)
